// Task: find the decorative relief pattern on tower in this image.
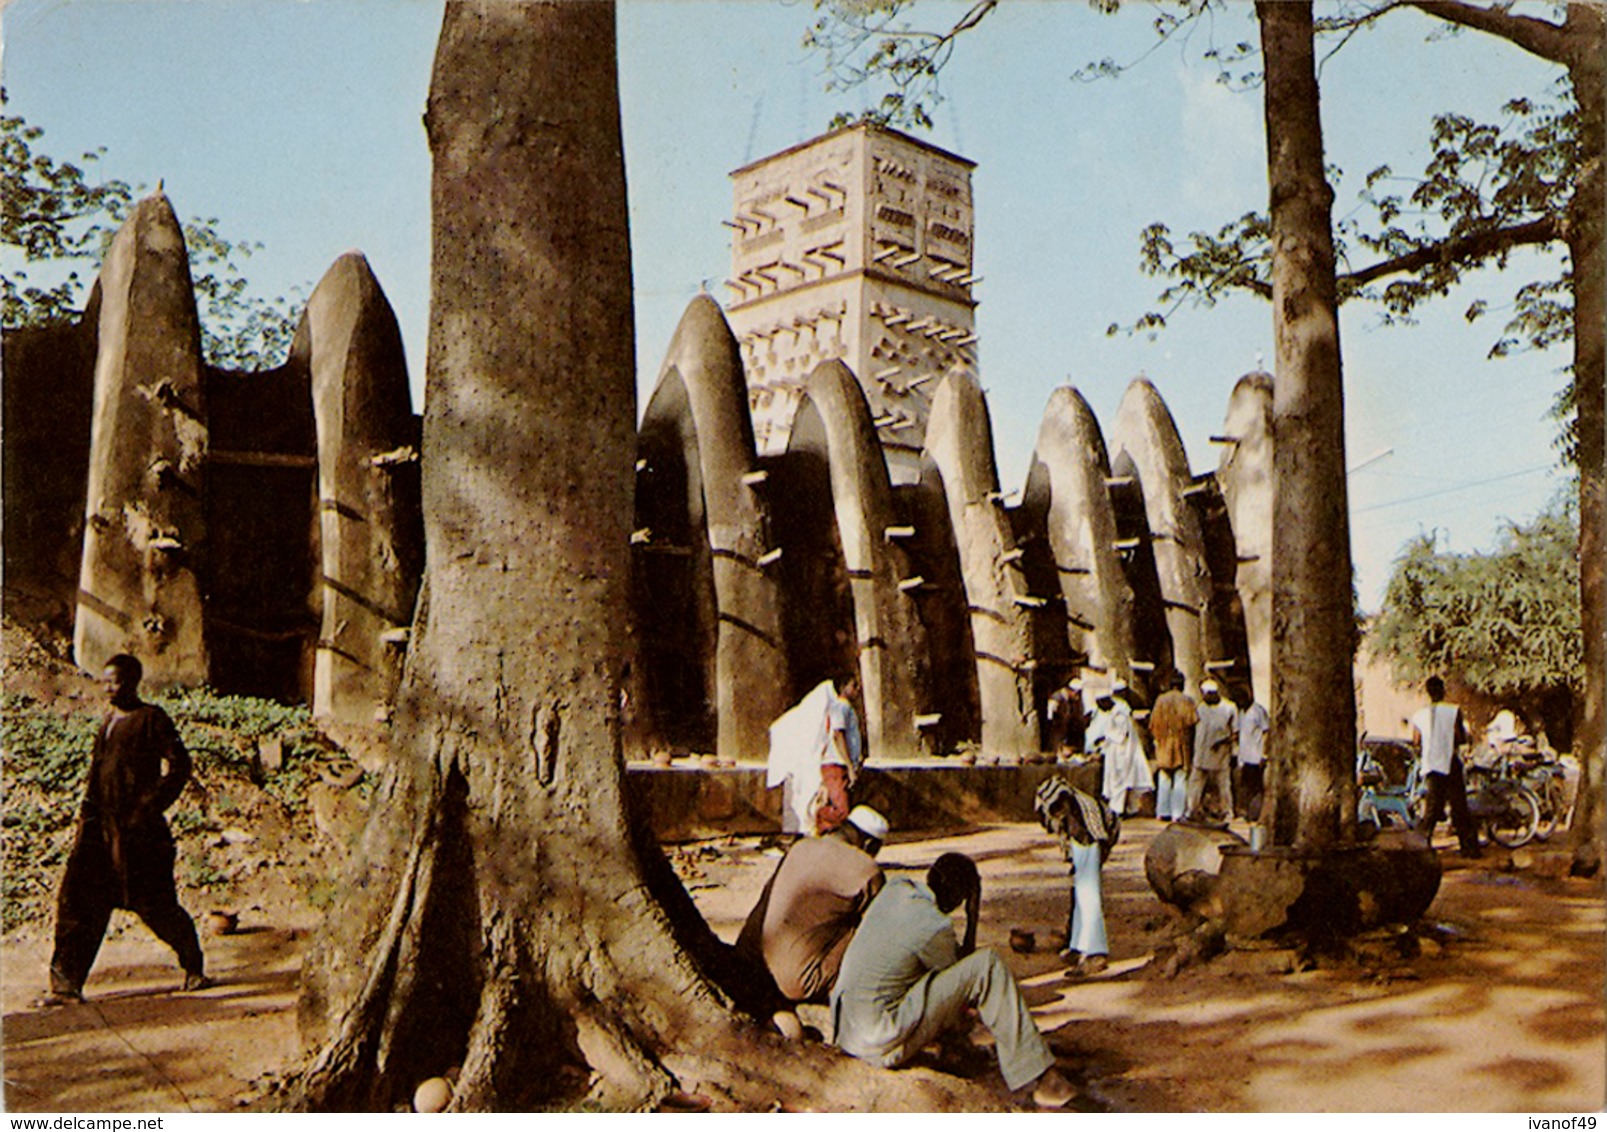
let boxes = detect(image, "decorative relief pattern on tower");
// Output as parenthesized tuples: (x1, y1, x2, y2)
(725, 125, 979, 480)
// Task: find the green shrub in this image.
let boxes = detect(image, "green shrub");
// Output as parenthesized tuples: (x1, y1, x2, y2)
(2, 692, 97, 797)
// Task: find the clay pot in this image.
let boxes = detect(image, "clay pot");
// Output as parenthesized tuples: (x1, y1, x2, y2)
(413, 1077, 453, 1113)
(205, 910, 239, 936)
(956, 752, 978, 766)
(659, 1092, 712, 1112)
(1009, 928, 1035, 954)
(320, 761, 364, 790)
(650, 749, 673, 768)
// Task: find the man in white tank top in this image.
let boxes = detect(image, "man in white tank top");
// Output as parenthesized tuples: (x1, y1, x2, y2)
(1411, 676, 1482, 858)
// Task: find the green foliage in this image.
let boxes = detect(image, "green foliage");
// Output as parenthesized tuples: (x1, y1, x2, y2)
(1372, 505, 1582, 700)
(1, 692, 97, 796)
(180, 855, 232, 892)
(156, 687, 326, 807)
(298, 872, 343, 911)
(1127, 86, 1583, 466)
(0, 89, 302, 369)
(1, 694, 97, 930)
(807, 0, 1000, 131)
(1117, 212, 1271, 337)
(1129, 94, 1576, 322)
(1346, 91, 1577, 335)
(1, 94, 132, 327)
(808, 0, 1231, 130)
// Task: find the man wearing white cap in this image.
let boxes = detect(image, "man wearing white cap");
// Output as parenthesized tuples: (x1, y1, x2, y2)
(735, 805, 889, 1010)
(1044, 677, 1086, 758)
(1186, 679, 1238, 823)
(1085, 679, 1153, 817)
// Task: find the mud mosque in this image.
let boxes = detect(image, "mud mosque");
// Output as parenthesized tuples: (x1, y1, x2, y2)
(3, 124, 1273, 770)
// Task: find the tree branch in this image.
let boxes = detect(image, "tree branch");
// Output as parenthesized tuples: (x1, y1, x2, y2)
(1342, 215, 1560, 287)
(1405, 1, 1571, 64)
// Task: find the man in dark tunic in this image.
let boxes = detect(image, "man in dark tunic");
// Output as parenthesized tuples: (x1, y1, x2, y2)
(37, 654, 208, 1005)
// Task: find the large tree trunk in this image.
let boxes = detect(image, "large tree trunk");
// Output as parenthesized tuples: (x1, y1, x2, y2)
(289, 4, 1000, 1112)
(1257, 1, 1357, 852)
(289, 4, 736, 1110)
(1565, 4, 1605, 876)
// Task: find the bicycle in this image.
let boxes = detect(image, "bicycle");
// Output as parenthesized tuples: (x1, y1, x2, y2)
(1465, 752, 1543, 849)
(1508, 748, 1572, 842)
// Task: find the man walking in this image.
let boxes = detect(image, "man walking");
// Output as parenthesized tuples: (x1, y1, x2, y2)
(816, 674, 864, 834)
(1086, 680, 1152, 818)
(1034, 776, 1118, 976)
(37, 654, 208, 1006)
(765, 674, 866, 835)
(1147, 672, 1196, 822)
(1412, 676, 1483, 858)
(830, 853, 1076, 1108)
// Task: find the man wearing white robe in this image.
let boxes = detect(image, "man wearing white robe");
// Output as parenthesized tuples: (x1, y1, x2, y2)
(765, 677, 865, 834)
(1085, 681, 1152, 817)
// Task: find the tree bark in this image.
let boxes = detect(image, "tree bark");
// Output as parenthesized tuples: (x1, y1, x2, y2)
(1258, 2, 1358, 852)
(289, 4, 1003, 1111)
(1563, 4, 1605, 875)
(291, 4, 732, 1110)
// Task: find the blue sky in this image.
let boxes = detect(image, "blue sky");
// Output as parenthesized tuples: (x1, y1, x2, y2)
(1, 0, 1573, 609)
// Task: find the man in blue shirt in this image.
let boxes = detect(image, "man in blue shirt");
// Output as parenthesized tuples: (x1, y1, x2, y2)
(830, 853, 1076, 1108)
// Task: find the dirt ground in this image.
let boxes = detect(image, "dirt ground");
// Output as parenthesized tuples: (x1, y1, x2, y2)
(3, 814, 1603, 1113)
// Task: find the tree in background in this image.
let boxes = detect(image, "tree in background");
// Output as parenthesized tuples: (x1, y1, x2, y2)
(812, 0, 1360, 849)
(1373, 505, 1582, 746)
(807, 0, 1603, 872)
(1132, 1, 1602, 870)
(1, 90, 300, 370)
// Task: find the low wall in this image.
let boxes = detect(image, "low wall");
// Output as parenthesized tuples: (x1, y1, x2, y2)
(626, 759, 1102, 842)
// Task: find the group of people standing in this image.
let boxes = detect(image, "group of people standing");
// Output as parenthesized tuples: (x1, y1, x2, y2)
(34, 652, 1490, 1110)
(1049, 672, 1271, 828)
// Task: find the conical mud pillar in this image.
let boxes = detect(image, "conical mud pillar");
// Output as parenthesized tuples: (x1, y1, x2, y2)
(302, 252, 424, 728)
(900, 472, 981, 753)
(786, 361, 928, 762)
(1215, 373, 1274, 706)
(74, 194, 208, 687)
(1110, 378, 1221, 694)
(633, 295, 789, 761)
(1019, 386, 1137, 689)
(924, 374, 1037, 760)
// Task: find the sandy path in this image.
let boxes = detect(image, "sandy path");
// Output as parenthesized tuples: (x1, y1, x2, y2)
(3, 821, 1602, 1112)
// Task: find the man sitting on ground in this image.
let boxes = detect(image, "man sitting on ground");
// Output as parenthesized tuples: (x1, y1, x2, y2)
(829, 852, 1077, 1108)
(734, 806, 889, 1032)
